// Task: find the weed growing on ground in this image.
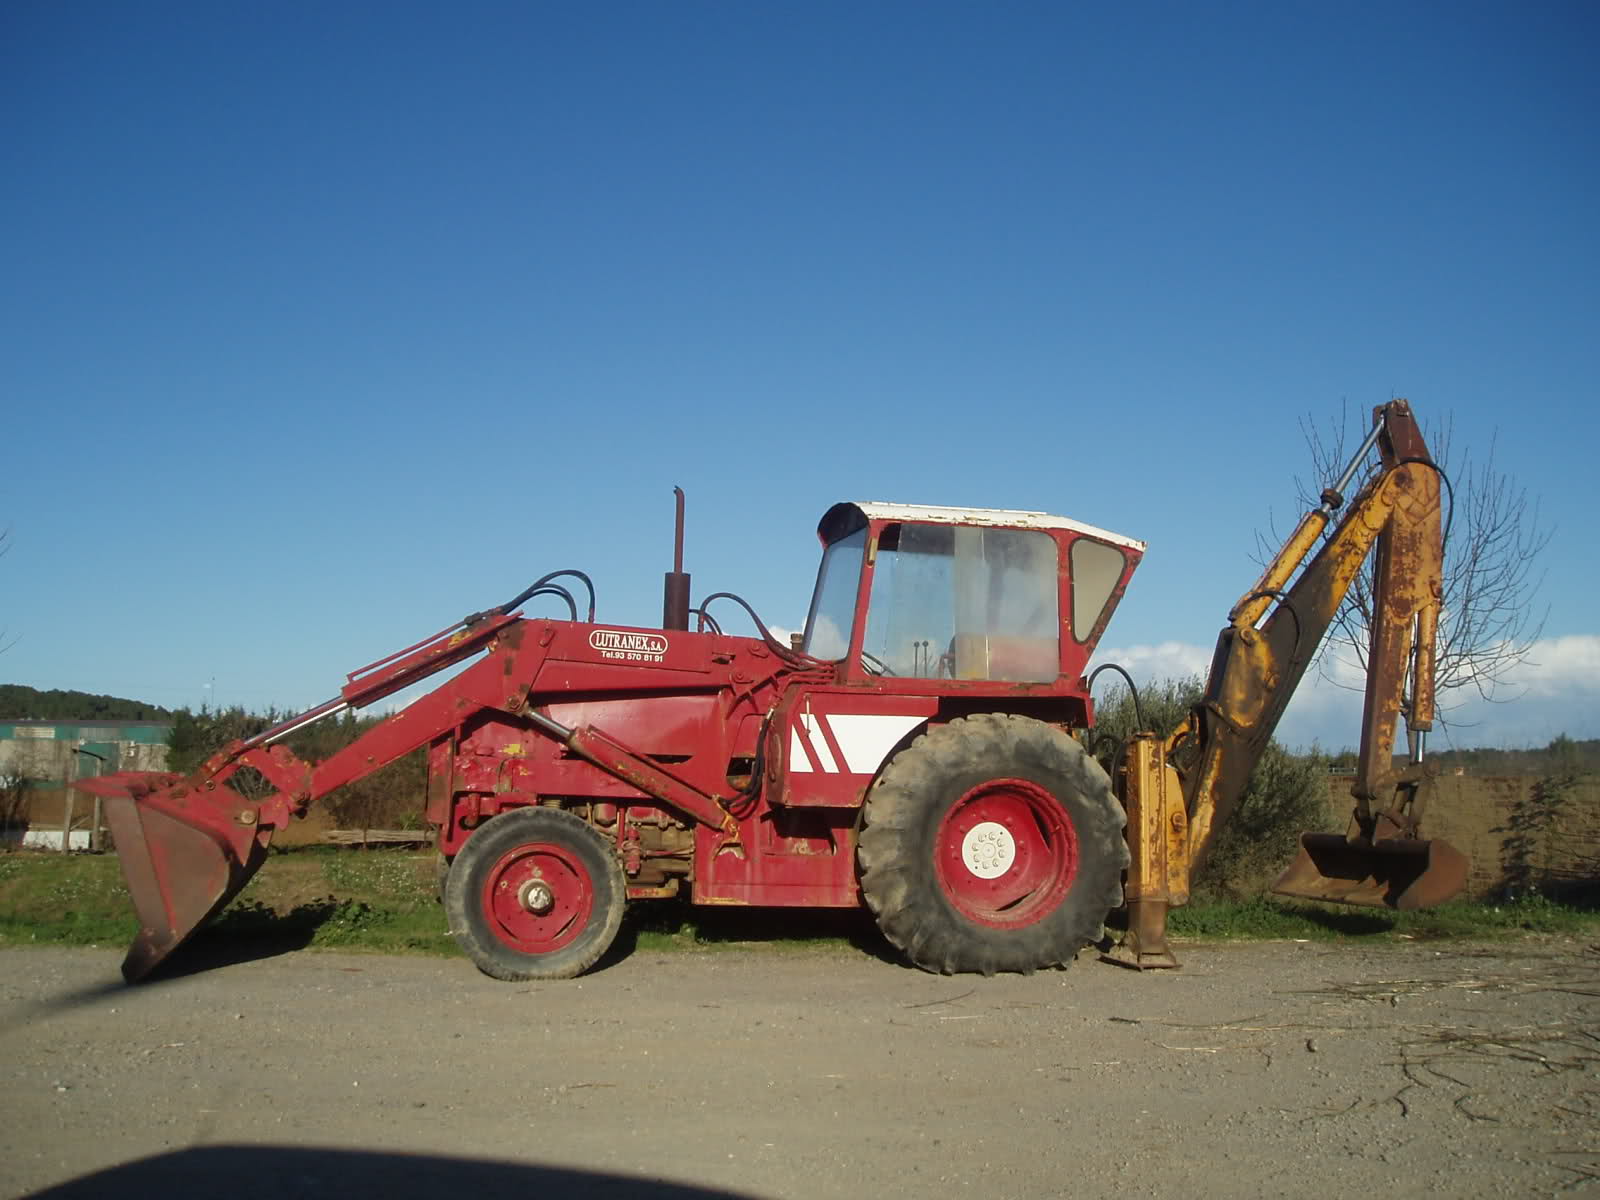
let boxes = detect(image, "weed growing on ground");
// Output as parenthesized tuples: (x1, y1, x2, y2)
(320, 848, 437, 909)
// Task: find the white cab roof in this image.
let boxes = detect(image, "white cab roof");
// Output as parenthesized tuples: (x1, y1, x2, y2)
(846, 501, 1145, 551)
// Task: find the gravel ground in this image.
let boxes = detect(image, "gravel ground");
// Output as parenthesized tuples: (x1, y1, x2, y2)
(2, 938, 1597, 1198)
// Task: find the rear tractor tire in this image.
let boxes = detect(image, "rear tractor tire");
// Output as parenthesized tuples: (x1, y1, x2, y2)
(444, 806, 625, 981)
(857, 713, 1128, 976)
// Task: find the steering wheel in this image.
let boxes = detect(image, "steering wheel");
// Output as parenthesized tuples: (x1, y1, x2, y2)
(859, 651, 896, 676)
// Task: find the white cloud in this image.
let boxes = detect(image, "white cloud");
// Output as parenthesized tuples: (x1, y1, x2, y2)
(1497, 634, 1600, 699)
(1092, 640, 1213, 684)
(1425, 634, 1600, 749)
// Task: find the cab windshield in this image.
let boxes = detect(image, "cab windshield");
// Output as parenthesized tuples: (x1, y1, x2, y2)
(863, 523, 1060, 682)
(801, 526, 867, 659)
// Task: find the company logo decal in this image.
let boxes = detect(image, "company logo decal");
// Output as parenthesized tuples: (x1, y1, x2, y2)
(588, 629, 669, 662)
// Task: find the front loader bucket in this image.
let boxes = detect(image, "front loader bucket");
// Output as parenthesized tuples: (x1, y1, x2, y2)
(75, 773, 272, 982)
(1271, 832, 1468, 910)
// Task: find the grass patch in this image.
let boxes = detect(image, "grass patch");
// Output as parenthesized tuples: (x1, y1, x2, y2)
(212, 846, 457, 956)
(2, 847, 1596, 961)
(0, 851, 139, 946)
(0, 845, 456, 958)
(1165, 891, 1600, 942)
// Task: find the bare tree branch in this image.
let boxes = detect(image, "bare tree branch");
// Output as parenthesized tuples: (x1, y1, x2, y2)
(1272, 402, 1550, 728)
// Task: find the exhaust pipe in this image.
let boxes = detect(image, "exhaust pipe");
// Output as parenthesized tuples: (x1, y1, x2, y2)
(663, 485, 691, 630)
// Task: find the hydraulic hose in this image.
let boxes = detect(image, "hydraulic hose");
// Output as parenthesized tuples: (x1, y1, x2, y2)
(696, 591, 832, 669)
(1086, 662, 1144, 731)
(499, 570, 596, 622)
(465, 570, 598, 627)
(523, 585, 579, 622)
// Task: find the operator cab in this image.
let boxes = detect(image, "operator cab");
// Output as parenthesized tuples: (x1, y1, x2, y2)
(802, 502, 1145, 685)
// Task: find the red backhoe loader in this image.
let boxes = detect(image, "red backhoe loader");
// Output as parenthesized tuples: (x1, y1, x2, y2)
(77, 400, 1467, 983)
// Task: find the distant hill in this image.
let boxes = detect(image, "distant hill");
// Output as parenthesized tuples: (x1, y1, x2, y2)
(0, 685, 173, 722)
(1326, 735, 1599, 777)
(1428, 737, 1600, 776)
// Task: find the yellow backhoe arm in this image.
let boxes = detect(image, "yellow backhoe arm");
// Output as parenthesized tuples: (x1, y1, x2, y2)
(1117, 400, 1466, 967)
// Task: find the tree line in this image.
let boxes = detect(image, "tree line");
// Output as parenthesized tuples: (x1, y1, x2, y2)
(0, 684, 172, 722)
(1320, 734, 1599, 777)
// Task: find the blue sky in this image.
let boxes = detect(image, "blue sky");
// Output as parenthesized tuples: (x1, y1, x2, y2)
(4, 2, 1595, 752)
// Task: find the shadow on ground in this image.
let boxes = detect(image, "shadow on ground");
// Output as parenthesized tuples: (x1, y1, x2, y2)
(4, 900, 348, 1023)
(29, 1144, 755, 1200)
(143, 898, 345, 982)
(620, 898, 902, 967)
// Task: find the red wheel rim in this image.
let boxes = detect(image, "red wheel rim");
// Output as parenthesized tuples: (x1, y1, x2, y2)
(934, 778, 1077, 928)
(480, 841, 594, 954)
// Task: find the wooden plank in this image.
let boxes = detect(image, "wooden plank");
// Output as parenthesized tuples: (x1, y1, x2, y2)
(321, 829, 434, 846)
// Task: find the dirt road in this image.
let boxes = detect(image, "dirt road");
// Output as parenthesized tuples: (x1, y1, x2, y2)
(3, 938, 1597, 1198)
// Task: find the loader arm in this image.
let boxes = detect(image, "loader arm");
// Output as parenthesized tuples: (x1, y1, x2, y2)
(77, 600, 754, 983)
(1118, 400, 1464, 967)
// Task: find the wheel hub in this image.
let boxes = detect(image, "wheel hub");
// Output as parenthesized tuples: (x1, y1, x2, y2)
(518, 877, 555, 915)
(960, 821, 1016, 879)
(481, 841, 594, 955)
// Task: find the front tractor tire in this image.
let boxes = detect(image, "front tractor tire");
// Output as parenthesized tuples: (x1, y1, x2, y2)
(858, 713, 1128, 976)
(444, 807, 625, 981)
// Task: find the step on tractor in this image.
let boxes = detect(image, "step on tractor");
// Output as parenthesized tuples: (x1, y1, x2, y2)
(79, 400, 1468, 983)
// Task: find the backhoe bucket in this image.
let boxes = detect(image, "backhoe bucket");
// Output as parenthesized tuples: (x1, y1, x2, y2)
(1271, 832, 1468, 910)
(75, 773, 272, 982)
